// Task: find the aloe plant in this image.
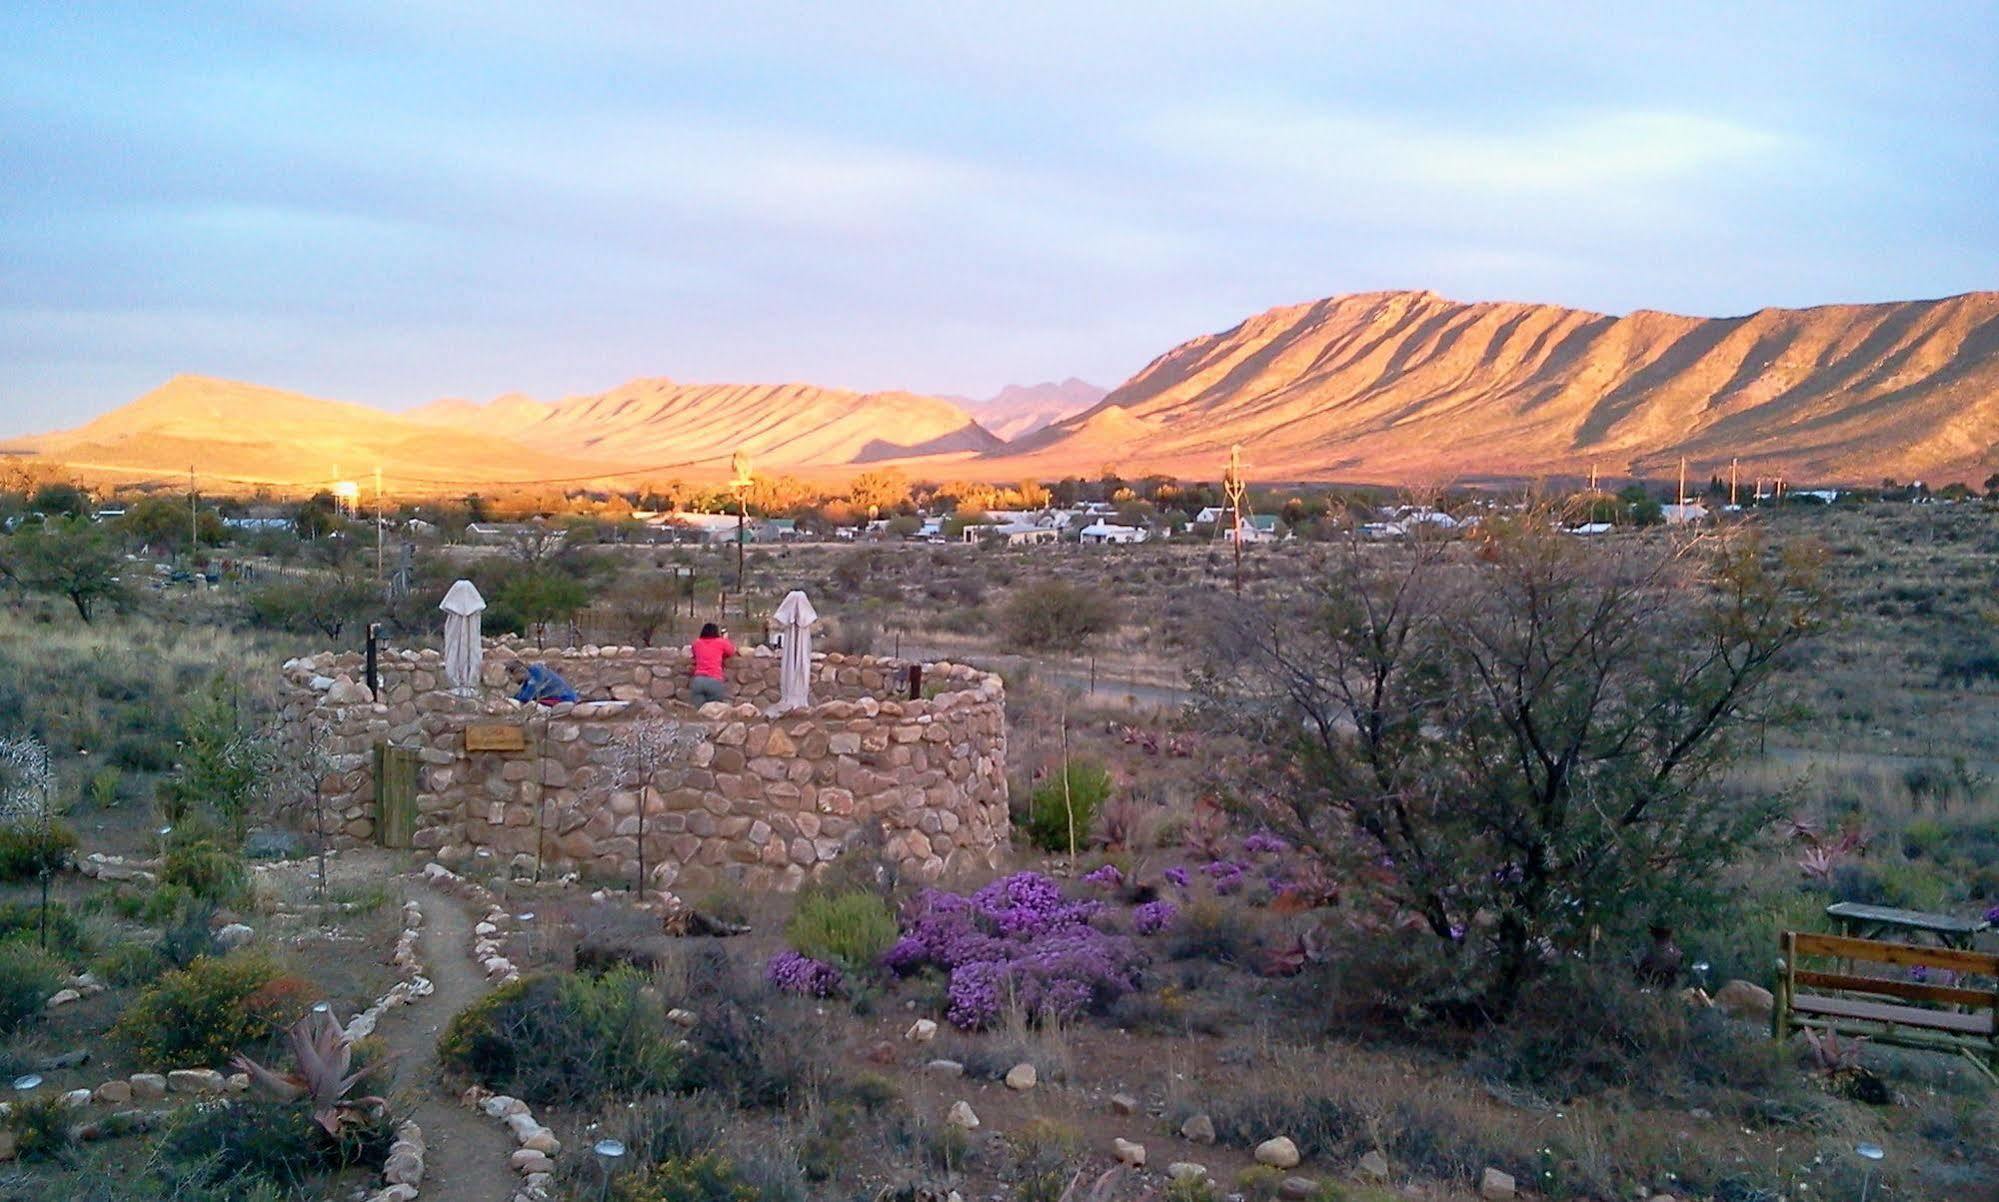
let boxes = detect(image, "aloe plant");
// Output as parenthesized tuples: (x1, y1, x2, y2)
(232, 1008, 397, 1138)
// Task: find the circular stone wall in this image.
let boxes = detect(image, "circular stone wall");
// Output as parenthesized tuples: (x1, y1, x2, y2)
(276, 640, 1010, 890)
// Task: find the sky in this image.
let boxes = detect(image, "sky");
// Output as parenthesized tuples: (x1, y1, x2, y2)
(2, 1, 1995, 435)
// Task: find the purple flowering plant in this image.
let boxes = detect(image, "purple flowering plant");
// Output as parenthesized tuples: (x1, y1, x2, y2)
(766, 950, 844, 998)
(888, 871, 1143, 1029)
(1083, 863, 1125, 888)
(1133, 899, 1178, 935)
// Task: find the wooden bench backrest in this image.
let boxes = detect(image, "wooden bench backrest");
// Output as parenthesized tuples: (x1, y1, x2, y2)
(1783, 931, 1999, 1010)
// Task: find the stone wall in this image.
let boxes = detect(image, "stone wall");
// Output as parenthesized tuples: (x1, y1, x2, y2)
(277, 640, 1010, 890)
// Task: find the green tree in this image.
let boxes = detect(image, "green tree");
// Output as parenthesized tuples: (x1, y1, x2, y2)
(493, 570, 589, 647)
(117, 497, 223, 555)
(29, 482, 90, 518)
(0, 517, 127, 621)
(1204, 516, 1827, 1018)
(847, 468, 911, 515)
(1003, 579, 1116, 649)
(246, 573, 379, 640)
(158, 682, 272, 841)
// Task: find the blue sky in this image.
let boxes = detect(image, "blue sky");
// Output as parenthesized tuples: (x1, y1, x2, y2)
(2, 1, 1993, 434)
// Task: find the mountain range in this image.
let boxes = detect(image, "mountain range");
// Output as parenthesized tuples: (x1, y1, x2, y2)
(7, 290, 1995, 490)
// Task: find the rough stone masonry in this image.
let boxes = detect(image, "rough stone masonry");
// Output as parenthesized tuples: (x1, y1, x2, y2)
(276, 639, 1010, 891)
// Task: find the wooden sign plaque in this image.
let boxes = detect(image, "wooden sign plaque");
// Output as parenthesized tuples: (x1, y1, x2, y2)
(465, 724, 528, 753)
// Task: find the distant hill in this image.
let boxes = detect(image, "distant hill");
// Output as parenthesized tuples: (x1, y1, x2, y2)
(10, 289, 1995, 492)
(958, 379, 1108, 441)
(6, 375, 604, 488)
(1002, 290, 1999, 484)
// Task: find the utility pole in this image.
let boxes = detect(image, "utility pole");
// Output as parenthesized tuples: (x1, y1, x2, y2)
(1730, 458, 1739, 507)
(374, 466, 384, 583)
(1678, 457, 1687, 505)
(187, 466, 198, 565)
(1223, 444, 1246, 595)
(1589, 462, 1598, 491)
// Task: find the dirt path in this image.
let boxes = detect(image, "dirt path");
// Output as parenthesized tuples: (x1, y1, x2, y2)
(376, 877, 517, 1202)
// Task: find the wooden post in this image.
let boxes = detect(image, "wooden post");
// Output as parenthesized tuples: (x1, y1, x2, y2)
(907, 663, 923, 701)
(365, 623, 380, 698)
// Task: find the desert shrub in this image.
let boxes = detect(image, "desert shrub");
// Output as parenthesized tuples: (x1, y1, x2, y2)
(1468, 964, 1793, 1108)
(1163, 899, 1259, 966)
(785, 890, 898, 973)
(438, 969, 679, 1106)
(0, 939, 69, 1034)
(608, 1153, 759, 1202)
(158, 1097, 394, 1194)
(1003, 579, 1115, 649)
(160, 838, 248, 903)
(677, 983, 840, 1110)
(0, 820, 78, 881)
(92, 940, 164, 986)
(113, 952, 300, 1070)
(1023, 760, 1113, 854)
(0, 899, 91, 959)
(5, 1091, 78, 1162)
(156, 899, 225, 968)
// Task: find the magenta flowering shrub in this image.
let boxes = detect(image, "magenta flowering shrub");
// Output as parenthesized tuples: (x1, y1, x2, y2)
(1242, 832, 1290, 856)
(889, 871, 1143, 1029)
(1201, 860, 1249, 895)
(1132, 899, 1178, 935)
(766, 951, 844, 998)
(1083, 863, 1124, 888)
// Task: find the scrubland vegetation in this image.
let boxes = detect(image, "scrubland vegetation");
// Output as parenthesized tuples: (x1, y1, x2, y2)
(0, 468, 1994, 1200)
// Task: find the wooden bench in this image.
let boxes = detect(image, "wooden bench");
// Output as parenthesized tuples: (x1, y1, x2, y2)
(1775, 931, 1998, 1076)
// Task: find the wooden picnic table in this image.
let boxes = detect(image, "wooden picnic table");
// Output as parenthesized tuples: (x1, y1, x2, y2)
(1826, 901, 1990, 951)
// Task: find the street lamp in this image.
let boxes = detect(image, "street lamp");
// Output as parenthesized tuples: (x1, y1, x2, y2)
(1856, 1142, 1884, 1202)
(594, 1137, 628, 1200)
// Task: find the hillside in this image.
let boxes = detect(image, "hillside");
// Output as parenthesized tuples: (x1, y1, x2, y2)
(445, 378, 1004, 469)
(959, 379, 1108, 441)
(1007, 290, 1999, 484)
(6, 375, 607, 489)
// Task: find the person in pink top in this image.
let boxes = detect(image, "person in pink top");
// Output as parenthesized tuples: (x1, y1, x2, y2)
(689, 622, 736, 704)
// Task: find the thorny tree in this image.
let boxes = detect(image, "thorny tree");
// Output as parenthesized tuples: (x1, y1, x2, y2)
(0, 735, 63, 950)
(615, 720, 706, 896)
(1199, 512, 1827, 1019)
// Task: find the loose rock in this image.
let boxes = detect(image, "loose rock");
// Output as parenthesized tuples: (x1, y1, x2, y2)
(925, 1059, 965, 1077)
(1004, 1063, 1037, 1091)
(1480, 1167, 1516, 1200)
(946, 1100, 979, 1130)
(1167, 1163, 1209, 1183)
(1108, 1092, 1140, 1116)
(1180, 1113, 1216, 1144)
(128, 1074, 167, 1101)
(1256, 1137, 1301, 1169)
(215, 923, 256, 949)
(905, 1019, 938, 1042)
(1356, 1150, 1391, 1181)
(1112, 1138, 1146, 1167)
(1279, 1177, 1319, 1200)
(1713, 979, 1775, 1019)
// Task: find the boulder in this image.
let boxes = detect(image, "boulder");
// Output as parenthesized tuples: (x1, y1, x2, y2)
(44, 989, 81, 1009)
(166, 1069, 225, 1094)
(924, 1059, 965, 1078)
(1356, 1150, 1390, 1181)
(1112, 1138, 1146, 1167)
(1180, 1113, 1216, 1144)
(1004, 1063, 1037, 1091)
(1255, 1137, 1301, 1169)
(1480, 1167, 1516, 1200)
(946, 1100, 980, 1130)
(128, 1074, 167, 1101)
(93, 1080, 132, 1106)
(510, 1149, 555, 1174)
(214, 923, 256, 949)
(1713, 979, 1775, 1019)
(905, 1019, 938, 1042)
(1108, 1093, 1140, 1116)
(1279, 1178, 1319, 1200)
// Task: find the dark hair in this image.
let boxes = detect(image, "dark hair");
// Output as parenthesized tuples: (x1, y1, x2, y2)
(699, 623, 720, 639)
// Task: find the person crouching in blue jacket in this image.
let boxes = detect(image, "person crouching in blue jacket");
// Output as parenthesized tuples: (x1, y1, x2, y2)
(507, 660, 578, 704)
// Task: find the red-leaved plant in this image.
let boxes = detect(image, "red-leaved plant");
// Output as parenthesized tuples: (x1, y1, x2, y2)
(232, 1008, 397, 1138)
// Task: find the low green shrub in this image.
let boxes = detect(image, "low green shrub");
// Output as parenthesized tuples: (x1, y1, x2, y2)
(608, 1153, 759, 1202)
(113, 952, 304, 1070)
(93, 941, 164, 987)
(1023, 760, 1113, 853)
(0, 820, 79, 881)
(160, 838, 248, 904)
(438, 969, 679, 1106)
(156, 899, 224, 968)
(159, 1098, 393, 1195)
(0, 939, 70, 1034)
(5, 1091, 78, 1162)
(785, 890, 898, 973)
(0, 899, 91, 960)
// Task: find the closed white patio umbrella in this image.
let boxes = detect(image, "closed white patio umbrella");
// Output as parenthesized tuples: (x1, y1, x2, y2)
(773, 589, 818, 712)
(439, 579, 486, 695)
